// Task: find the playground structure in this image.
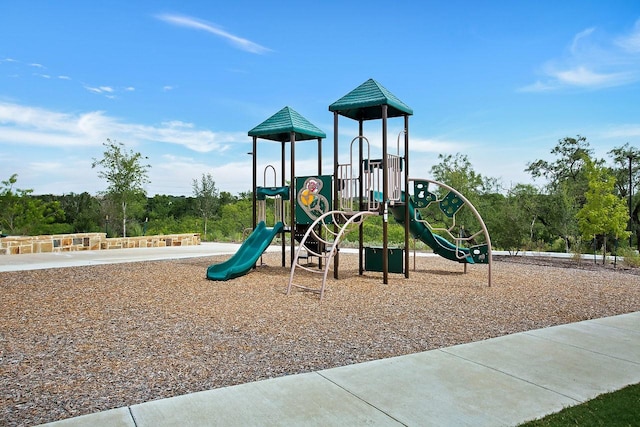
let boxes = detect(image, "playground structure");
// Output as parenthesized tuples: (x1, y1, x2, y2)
(206, 79, 492, 299)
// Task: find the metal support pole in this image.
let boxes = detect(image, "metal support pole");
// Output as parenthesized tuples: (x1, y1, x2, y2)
(333, 112, 340, 279)
(318, 136, 323, 270)
(359, 119, 365, 276)
(290, 132, 296, 267)
(252, 137, 257, 231)
(382, 105, 389, 284)
(282, 140, 286, 267)
(629, 154, 634, 247)
(404, 115, 410, 278)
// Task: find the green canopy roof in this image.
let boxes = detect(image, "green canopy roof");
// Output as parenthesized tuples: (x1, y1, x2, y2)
(329, 78, 413, 121)
(248, 106, 326, 142)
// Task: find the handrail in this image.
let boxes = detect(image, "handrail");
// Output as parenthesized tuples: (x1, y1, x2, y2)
(263, 164, 277, 188)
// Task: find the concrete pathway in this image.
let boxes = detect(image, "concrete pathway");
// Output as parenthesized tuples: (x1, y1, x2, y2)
(0, 242, 267, 272)
(2, 245, 637, 426)
(35, 312, 639, 427)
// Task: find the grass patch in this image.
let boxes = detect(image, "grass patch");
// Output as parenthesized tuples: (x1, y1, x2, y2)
(519, 382, 640, 426)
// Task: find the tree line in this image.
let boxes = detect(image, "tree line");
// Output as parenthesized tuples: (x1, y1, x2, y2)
(1, 136, 639, 258)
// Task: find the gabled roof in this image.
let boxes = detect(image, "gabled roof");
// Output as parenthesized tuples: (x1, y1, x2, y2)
(328, 78, 413, 121)
(248, 106, 326, 142)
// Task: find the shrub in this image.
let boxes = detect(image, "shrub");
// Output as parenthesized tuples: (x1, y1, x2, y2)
(618, 247, 640, 268)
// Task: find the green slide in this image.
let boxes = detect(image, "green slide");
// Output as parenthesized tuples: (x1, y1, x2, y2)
(389, 193, 474, 264)
(206, 221, 284, 281)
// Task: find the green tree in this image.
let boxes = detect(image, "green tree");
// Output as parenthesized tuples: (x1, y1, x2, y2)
(490, 185, 544, 253)
(526, 135, 596, 195)
(526, 135, 600, 251)
(92, 139, 150, 237)
(192, 173, 219, 241)
(576, 160, 630, 263)
(608, 143, 640, 248)
(430, 153, 497, 201)
(429, 153, 496, 246)
(0, 174, 64, 235)
(57, 192, 102, 232)
(214, 196, 252, 241)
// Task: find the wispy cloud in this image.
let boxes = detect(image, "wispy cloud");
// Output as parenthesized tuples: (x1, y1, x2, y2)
(520, 19, 640, 92)
(616, 19, 640, 53)
(85, 85, 114, 94)
(84, 85, 123, 99)
(0, 56, 136, 98)
(600, 123, 640, 139)
(0, 101, 245, 153)
(156, 13, 271, 54)
(410, 137, 468, 154)
(550, 66, 634, 87)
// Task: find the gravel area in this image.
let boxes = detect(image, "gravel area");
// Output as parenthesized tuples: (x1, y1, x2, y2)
(2, 252, 640, 426)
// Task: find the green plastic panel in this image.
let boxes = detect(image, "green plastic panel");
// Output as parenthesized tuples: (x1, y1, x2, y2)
(295, 175, 332, 225)
(470, 244, 490, 264)
(439, 191, 464, 218)
(413, 181, 437, 208)
(256, 186, 290, 201)
(365, 246, 404, 273)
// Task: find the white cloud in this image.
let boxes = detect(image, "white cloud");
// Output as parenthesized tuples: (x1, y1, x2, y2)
(163, 85, 174, 91)
(0, 103, 113, 147)
(600, 123, 640, 139)
(29, 63, 44, 68)
(156, 13, 271, 55)
(85, 85, 115, 94)
(161, 120, 193, 129)
(616, 19, 640, 53)
(0, 101, 245, 153)
(85, 86, 104, 94)
(0, 102, 253, 195)
(150, 156, 253, 195)
(571, 27, 595, 54)
(58, 75, 71, 80)
(550, 66, 634, 88)
(517, 80, 556, 93)
(409, 137, 466, 154)
(520, 21, 640, 91)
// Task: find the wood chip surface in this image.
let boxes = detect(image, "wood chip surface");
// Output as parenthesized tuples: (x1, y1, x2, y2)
(1, 253, 640, 426)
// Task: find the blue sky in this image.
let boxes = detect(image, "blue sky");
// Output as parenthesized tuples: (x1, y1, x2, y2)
(1, 1, 640, 196)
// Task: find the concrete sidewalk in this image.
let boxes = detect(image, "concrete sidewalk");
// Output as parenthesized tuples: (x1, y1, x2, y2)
(0, 242, 271, 272)
(38, 311, 640, 427)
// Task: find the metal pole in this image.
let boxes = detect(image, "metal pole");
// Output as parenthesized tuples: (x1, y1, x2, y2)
(318, 137, 322, 175)
(318, 136, 323, 270)
(290, 132, 296, 267)
(382, 105, 389, 284)
(359, 119, 364, 276)
(629, 154, 634, 247)
(252, 137, 257, 231)
(404, 115, 410, 278)
(333, 112, 340, 279)
(281, 140, 286, 267)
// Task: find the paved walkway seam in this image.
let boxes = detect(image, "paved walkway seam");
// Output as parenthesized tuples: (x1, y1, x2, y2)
(127, 407, 138, 427)
(437, 346, 582, 403)
(521, 329, 640, 366)
(315, 371, 410, 426)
